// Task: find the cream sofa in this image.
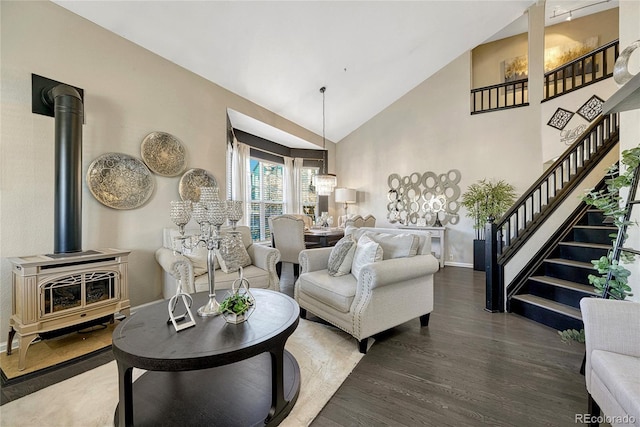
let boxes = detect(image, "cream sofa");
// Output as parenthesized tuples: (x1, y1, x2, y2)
(295, 226, 439, 353)
(581, 298, 640, 427)
(156, 226, 281, 299)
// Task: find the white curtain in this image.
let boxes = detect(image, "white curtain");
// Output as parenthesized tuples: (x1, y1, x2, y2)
(282, 157, 298, 213)
(231, 138, 251, 226)
(293, 157, 304, 213)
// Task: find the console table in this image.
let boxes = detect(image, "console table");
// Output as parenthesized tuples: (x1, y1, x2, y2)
(397, 226, 446, 267)
(112, 289, 300, 427)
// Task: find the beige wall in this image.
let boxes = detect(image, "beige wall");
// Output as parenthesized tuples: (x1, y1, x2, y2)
(473, 32, 528, 88)
(336, 51, 543, 267)
(0, 1, 331, 342)
(472, 8, 619, 89)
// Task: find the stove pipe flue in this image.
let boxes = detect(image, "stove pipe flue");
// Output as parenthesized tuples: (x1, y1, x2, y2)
(44, 85, 84, 254)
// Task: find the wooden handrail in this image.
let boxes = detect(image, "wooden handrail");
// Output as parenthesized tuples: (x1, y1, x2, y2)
(484, 113, 619, 311)
(543, 40, 618, 101)
(470, 79, 529, 114)
(495, 113, 619, 261)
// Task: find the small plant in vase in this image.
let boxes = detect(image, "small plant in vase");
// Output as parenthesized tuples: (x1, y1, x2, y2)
(219, 267, 255, 324)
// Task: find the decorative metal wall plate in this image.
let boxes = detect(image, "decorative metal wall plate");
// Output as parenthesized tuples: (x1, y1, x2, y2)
(141, 132, 187, 177)
(577, 95, 604, 122)
(86, 153, 154, 209)
(613, 40, 640, 87)
(387, 169, 461, 227)
(547, 108, 574, 130)
(179, 168, 218, 202)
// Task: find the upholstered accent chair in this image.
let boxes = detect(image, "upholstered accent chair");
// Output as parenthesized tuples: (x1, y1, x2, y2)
(295, 227, 439, 353)
(289, 213, 312, 229)
(363, 214, 376, 227)
(156, 225, 281, 299)
(344, 215, 365, 228)
(580, 298, 640, 426)
(269, 214, 307, 279)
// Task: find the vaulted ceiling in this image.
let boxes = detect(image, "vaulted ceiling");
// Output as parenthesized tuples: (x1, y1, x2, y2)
(53, 1, 617, 145)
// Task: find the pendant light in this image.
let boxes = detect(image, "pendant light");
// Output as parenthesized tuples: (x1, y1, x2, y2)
(313, 86, 337, 196)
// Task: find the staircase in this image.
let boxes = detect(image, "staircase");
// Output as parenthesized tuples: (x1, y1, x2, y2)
(509, 207, 615, 331)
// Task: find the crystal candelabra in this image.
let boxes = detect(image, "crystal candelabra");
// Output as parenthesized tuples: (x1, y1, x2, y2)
(169, 187, 243, 317)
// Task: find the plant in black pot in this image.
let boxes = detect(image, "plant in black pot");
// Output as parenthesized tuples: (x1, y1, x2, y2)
(461, 179, 516, 271)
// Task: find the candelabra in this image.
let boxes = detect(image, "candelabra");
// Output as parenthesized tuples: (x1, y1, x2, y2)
(169, 187, 243, 318)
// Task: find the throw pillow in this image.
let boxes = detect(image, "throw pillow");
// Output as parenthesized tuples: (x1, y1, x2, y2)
(351, 234, 383, 279)
(327, 234, 357, 276)
(184, 245, 210, 276)
(169, 230, 216, 276)
(364, 232, 420, 260)
(216, 234, 252, 273)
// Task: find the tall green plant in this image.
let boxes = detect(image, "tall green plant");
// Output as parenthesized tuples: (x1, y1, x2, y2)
(461, 179, 516, 239)
(559, 146, 639, 344)
(582, 146, 639, 300)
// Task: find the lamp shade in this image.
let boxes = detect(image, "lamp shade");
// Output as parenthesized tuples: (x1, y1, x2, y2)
(335, 188, 357, 203)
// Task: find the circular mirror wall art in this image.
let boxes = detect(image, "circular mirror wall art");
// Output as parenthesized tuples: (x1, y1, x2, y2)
(387, 169, 461, 226)
(87, 152, 155, 209)
(141, 131, 187, 177)
(179, 168, 218, 202)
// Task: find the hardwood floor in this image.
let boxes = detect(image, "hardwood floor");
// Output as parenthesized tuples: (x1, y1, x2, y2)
(3, 264, 591, 427)
(282, 265, 590, 427)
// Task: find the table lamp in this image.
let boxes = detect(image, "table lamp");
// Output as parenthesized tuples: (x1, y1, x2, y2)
(335, 188, 357, 217)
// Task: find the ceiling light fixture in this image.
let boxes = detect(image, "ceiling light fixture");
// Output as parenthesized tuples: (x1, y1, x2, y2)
(549, 0, 610, 21)
(313, 86, 337, 196)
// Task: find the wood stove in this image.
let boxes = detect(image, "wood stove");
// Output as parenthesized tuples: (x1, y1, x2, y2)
(5, 76, 131, 371)
(8, 249, 130, 370)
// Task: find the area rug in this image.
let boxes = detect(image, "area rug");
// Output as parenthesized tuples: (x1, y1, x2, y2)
(0, 318, 364, 427)
(1, 322, 117, 382)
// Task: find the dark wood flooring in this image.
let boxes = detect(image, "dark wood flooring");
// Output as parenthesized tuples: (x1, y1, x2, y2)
(280, 263, 590, 427)
(3, 264, 591, 427)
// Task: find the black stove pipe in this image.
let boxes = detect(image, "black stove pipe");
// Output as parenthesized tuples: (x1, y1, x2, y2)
(44, 85, 84, 254)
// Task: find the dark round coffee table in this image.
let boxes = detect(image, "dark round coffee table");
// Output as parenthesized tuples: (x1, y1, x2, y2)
(112, 289, 300, 427)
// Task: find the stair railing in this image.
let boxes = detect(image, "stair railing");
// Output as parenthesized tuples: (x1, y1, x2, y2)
(485, 113, 619, 311)
(471, 78, 529, 114)
(543, 39, 619, 101)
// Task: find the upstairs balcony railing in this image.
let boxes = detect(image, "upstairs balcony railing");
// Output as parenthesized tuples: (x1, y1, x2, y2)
(543, 39, 619, 101)
(471, 78, 529, 115)
(471, 39, 619, 114)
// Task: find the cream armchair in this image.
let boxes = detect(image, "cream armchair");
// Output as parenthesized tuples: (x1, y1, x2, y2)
(295, 227, 439, 353)
(156, 226, 281, 299)
(580, 298, 640, 427)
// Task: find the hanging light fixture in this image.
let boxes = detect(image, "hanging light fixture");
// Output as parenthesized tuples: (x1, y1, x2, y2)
(313, 86, 337, 196)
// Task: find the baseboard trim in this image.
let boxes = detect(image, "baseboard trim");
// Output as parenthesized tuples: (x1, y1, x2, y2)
(444, 261, 473, 268)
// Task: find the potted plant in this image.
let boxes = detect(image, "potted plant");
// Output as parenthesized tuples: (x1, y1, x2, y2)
(219, 292, 254, 324)
(559, 146, 639, 350)
(219, 268, 256, 324)
(461, 179, 516, 271)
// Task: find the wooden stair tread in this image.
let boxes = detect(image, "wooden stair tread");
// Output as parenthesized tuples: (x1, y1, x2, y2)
(529, 275, 597, 294)
(544, 258, 594, 269)
(558, 241, 611, 250)
(573, 225, 617, 230)
(512, 294, 582, 320)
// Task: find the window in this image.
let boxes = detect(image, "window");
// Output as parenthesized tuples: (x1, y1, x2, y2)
(250, 159, 283, 241)
(301, 167, 318, 220)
